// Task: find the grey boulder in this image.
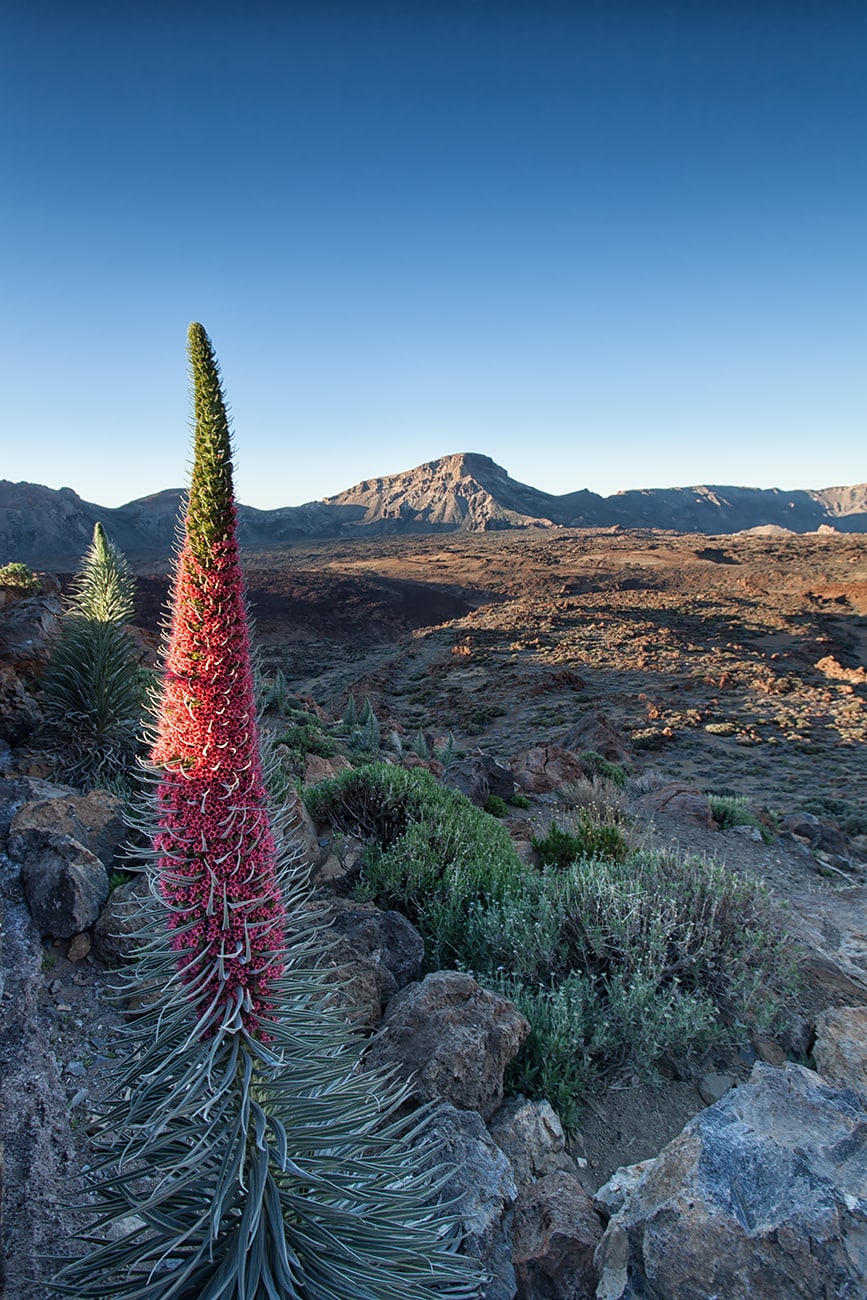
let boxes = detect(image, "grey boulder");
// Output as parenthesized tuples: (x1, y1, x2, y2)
(418, 1103, 518, 1300)
(594, 1061, 867, 1300)
(442, 755, 516, 806)
(20, 833, 109, 937)
(813, 1005, 867, 1100)
(326, 897, 424, 996)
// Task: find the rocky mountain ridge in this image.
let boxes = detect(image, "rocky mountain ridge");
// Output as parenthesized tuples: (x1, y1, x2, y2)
(3, 451, 866, 568)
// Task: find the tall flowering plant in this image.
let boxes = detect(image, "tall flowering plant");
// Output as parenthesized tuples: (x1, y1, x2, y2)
(151, 324, 285, 1034)
(54, 325, 479, 1300)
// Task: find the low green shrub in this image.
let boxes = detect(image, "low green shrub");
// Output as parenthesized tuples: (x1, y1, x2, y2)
(484, 794, 509, 818)
(509, 792, 531, 809)
(498, 974, 607, 1132)
(532, 813, 629, 867)
(305, 763, 421, 845)
(305, 764, 525, 967)
(0, 561, 41, 594)
(707, 792, 772, 841)
(276, 722, 337, 758)
(579, 749, 628, 788)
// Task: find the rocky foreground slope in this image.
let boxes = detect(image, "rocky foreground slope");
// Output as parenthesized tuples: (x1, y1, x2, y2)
(3, 452, 866, 568)
(1, 566, 866, 1298)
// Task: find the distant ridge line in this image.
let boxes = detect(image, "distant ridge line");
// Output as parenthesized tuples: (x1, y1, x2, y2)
(2, 451, 866, 568)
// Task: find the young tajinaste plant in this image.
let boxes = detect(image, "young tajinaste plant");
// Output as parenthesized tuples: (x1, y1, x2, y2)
(53, 325, 479, 1300)
(43, 521, 146, 789)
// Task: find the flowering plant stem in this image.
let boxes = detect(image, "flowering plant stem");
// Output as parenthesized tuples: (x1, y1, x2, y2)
(52, 325, 479, 1300)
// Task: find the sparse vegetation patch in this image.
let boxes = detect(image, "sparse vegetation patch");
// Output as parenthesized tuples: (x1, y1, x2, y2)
(306, 763, 798, 1130)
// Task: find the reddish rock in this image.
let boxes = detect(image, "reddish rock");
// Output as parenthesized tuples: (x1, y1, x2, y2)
(511, 1170, 603, 1299)
(9, 789, 126, 869)
(559, 710, 632, 763)
(531, 667, 585, 696)
(303, 752, 352, 785)
(281, 787, 322, 869)
(511, 745, 586, 794)
(66, 932, 91, 962)
(365, 970, 529, 1120)
(816, 655, 867, 685)
(635, 782, 717, 829)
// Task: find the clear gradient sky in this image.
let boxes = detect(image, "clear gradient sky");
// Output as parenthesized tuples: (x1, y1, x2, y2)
(2, 2, 865, 509)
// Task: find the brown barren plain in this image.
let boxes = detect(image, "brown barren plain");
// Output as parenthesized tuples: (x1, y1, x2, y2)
(136, 526, 867, 814)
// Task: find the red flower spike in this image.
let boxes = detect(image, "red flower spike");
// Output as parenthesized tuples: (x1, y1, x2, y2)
(151, 325, 285, 1034)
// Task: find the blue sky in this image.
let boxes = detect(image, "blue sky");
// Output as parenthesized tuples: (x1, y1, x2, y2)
(2, 2, 865, 508)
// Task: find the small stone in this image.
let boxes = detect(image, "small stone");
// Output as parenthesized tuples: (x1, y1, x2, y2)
(313, 852, 347, 885)
(753, 1035, 787, 1066)
(698, 1072, 736, 1105)
(67, 932, 91, 962)
(69, 1088, 88, 1109)
(488, 1096, 576, 1188)
(731, 823, 763, 842)
(66, 1060, 87, 1077)
(594, 1161, 654, 1218)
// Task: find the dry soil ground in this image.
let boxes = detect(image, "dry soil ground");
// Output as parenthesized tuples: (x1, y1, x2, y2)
(172, 526, 867, 816)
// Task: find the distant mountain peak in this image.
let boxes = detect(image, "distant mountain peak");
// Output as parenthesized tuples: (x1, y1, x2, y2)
(2, 456, 866, 570)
